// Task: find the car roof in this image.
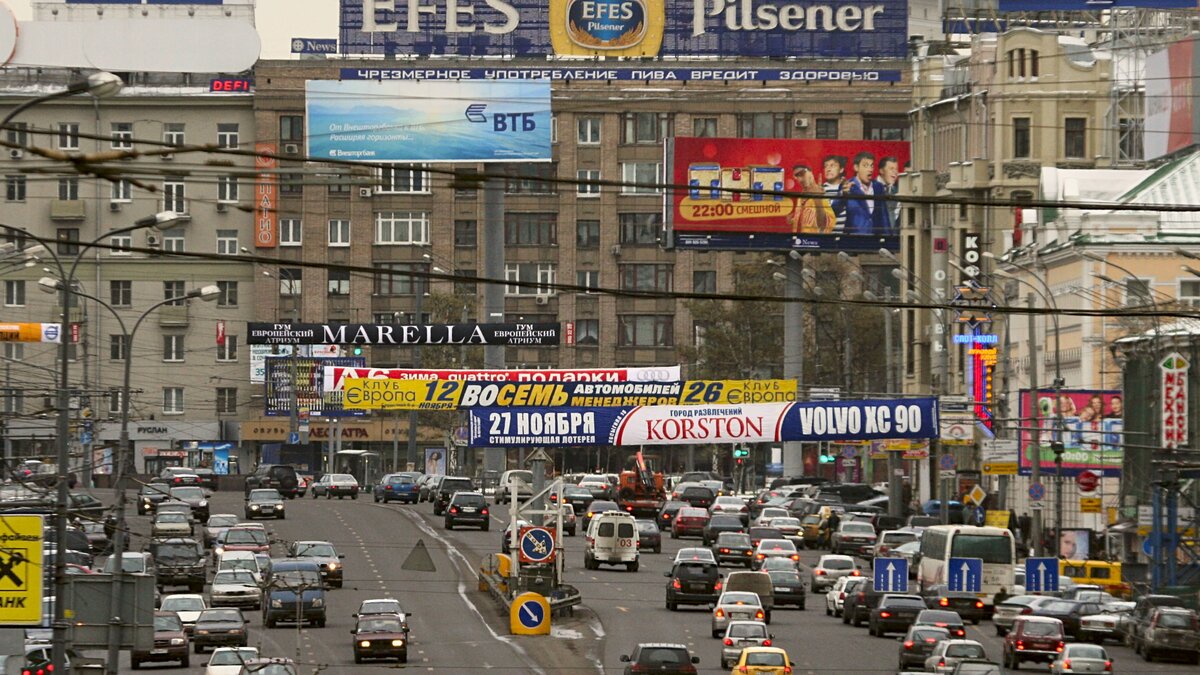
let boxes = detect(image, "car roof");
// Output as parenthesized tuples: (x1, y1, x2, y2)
(635, 643, 689, 650)
(1019, 616, 1063, 624)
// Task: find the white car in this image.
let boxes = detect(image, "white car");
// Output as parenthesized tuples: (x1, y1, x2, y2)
(159, 593, 206, 632)
(673, 547, 717, 565)
(152, 511, 193, 537)
(204, 646, 259, 675)
(1050, 643, 1111, 674)
(825, 575, 862, 617)
(1078, 601, 1135, 643)
(209, 569, 262, 610)
(710, 496, 749, 521)
(810, 554, 859, 592)
(216, 551, 265, 584)
(711, 591, 767, 638)
(755, 508, 790, 526)
(924, 639, 988, 675)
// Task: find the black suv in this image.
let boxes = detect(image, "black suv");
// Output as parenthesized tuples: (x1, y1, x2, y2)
(137, 483, 172, 515)
(148, 537, 207, 593)
(444, 492, 490, 530)
(432, 477, 475, 516)
(844, 580, 886, 627)
(244, 464, 300, 499)
(620, 643, 700, 675)
(664, 560, 722, 611)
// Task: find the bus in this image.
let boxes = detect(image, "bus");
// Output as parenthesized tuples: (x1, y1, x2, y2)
(917, 525, 1016, 607)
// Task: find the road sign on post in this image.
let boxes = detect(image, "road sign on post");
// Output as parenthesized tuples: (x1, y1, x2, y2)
(517, 527, 556, 565)
(873, 557, 908, 593)
(0, 515, 43, 626)
(1024, 557, 1060, 593)
(947, 557, 983, 593)
(509, 592, 550, 635)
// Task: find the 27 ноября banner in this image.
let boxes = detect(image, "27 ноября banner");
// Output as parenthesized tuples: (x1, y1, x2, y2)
(468, 398, 939, 447)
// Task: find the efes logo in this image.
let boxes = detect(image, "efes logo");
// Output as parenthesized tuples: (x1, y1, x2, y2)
(550, 0, 664, 57)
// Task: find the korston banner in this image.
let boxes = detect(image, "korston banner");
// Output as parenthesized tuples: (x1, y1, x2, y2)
(343, 378, 798, 410)
(468, 397, 939, 447)
(324, 365, 683, 392)
(247, 322, 559, 346)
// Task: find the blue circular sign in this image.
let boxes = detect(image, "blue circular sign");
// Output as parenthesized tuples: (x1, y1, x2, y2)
(519, 527, 555, 563)
(517, 599, 546, 629)
(1028, 482, 1046, 501)
(939, 453, 957, 471)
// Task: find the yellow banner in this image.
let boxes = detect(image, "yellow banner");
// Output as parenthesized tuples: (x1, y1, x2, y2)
(342, 378, 798, 411)
(0, 323, 61, 343)
(1080, 498, 1102, 514)
(982, 461, 1018, 476)
(0, 515, 45, 625)
(985, 510, 1010, 528)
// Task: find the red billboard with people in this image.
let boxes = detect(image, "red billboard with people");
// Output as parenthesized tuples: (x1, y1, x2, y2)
(1018, 389, 1123, 477)
(667, 137, 911, 252)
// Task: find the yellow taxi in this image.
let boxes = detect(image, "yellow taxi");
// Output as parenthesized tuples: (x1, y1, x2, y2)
(730, 646, 791, 674)
(1059, 560, 1130, 598)
(800, 515, 823, 549)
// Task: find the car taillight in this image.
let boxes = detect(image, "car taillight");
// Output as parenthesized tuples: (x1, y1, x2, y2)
(880, 611, 892, 618)
(939, 598, 949, 607)
(1063, 660, 1071, 670)
(955, 629, 965, 637)
(815, 569, 826, 575)
(720, 548, 729, 553)
(974, 601, 984, 609)
(924, 638, 937, 644)
(903, 641, 914, 650)
(739, 667, 749, 674)
(784, 667, 792, 674)
(757, 554, 765, 559)
(1021, 607, 1033, 615)
(723, 638, 733, 646)
(385, 485, 393, 490)
(790, 554, 799, 561)
(850, 570, 861, 576)
(714, 580, 723, 591)
(755, 610, 764, 619)
(838, 593, 846, 600)
(1104, 660, 1112, 671)
(672, 579, 681, 589)
(763, 639, 771, 647)
(937, 660, 945, 668)
(481, 508, 488, 516)
(1056, 642, 1064, 653)
(449, 507, 458, 514)
(588, 512, 595, 519)
(715, 608, 725, 618)
(626, 506, 633, 512)
(1016, 641, 1025, 651)
(856, 593, 866, 601)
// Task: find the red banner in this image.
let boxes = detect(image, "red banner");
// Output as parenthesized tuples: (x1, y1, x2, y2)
(254, 143, 277, 248)
(322, 366, 682, 392)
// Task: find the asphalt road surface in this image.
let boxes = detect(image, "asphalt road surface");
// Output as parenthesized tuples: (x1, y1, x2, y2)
(4, 488, 1196, 675)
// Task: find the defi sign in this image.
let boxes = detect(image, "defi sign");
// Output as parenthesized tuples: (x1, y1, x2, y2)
(210, 78, 253, 92)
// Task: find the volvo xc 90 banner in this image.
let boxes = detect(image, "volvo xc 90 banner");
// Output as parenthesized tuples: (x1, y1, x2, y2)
(468, 397, 939, 447)
(247, 322, 560, 345)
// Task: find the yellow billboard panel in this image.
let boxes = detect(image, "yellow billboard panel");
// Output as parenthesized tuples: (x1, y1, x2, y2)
(0, 323, 62, 343)
(343, 378, 798, 410)
(0, 515, 44, 625)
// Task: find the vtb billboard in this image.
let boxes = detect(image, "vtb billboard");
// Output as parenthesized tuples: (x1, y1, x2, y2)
(305, 79, 552, 162)
(666, 137, 910, 252)
(339, 0, 910, 60)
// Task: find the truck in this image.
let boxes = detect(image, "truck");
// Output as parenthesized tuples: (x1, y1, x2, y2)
(616, 450, 666, 517)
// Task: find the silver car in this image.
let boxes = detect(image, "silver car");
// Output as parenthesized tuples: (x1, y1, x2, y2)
(1078, 601, 1135, 643)
(924, 639, 987, 675)
(720, 621, 772, 669)
(810, 554, 859, 592)
(209, 569, 262, 609)
(1050, 643, 1111, 674)
(993, 595, 1057, 636)
(710, 591, 766, 638)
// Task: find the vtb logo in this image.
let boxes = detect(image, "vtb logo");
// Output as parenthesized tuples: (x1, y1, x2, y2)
(464, 103, 537, 132)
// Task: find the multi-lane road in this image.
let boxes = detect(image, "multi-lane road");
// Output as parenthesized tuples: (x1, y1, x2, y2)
(4, 488, 1195, 674)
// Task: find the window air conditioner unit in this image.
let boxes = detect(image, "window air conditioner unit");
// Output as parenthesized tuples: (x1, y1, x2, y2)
(161, 153, 174, 161)
(794, 117, 810, 129)
(284, 143, 300, 154)
(610, 244, 621, 257)
(535, 295, 550, 305)
(145, 232, 161, 247)
(109, 201, 121, 212)
(359, 187, 372, 198)
(216, 202, 228, 213)
(9, 149, 23, 160)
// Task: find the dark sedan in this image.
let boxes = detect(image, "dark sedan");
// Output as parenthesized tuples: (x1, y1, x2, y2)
(898, 625, 952, 670)
(352, 614, 408, 664)
(767, 569, 806, 609)
(923, 585, 988, 624)
(702, 514, 746, 546)
(656, 500, 688, 531)
(137, 484, 172, 515)
(191, 608, 249, 653)
(712, 532, 755, 567)
(192, 467, 218, 491)
(584, 499, 619, 527)
(169, 486, 211, 521)
(636, 519, 662, 554)
(132, 611, 190, 669)
(1030, 599, 1105, 639)
(244, 489, 285, 520)
(914, 609, 967, 638)
(553, 485, 595, 514)
(748, 526, 784, 549)
(678, 486, 716, 509)
(870, 594, 927, 636)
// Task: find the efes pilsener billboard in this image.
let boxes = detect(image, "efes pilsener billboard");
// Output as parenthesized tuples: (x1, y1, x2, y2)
(339, 0, 908, 59)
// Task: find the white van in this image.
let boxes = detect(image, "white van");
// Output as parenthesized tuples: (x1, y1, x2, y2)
(495, 470, 535, 504)
(584, 511, 639, 572)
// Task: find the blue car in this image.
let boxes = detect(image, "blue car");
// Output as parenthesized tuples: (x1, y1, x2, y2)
(374, 472, 421, 504)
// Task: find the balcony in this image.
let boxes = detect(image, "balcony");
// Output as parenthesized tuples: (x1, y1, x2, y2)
(49, 200, 86, 221)
(947, 161, 991, 191)
(158, 305, 190, 327)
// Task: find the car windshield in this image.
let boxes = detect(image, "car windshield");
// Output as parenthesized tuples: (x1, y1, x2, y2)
(140, 486, 169, 496)
(710, 515, 741, 526)
(1157, 612, 1197, 629)
(162, 596, 204, 611)
(171, 486, 204, 499)
(154, 615, 183, 632)
(330, 474, 355, 482)
(1067, 645, 1108, 659)
(208, 515, 238, 527)
(454, 494, 486, 506)
(197, 609, 241, 624)
(294, 543, 336, 558)
(564, 486, 590, 496)
(946, 644, 985, 658)
(719, 533, 751, 546)
(883, 531, 918, 543)
(635, 521, 658, 532)
(842, 523, 875, 534)
(157, 513, 188, 523)
(154, 543, 198, 561)
(359, 617, 403, 633)
(722, 593, 760, 606)
(225, 529, 267, 545)
(949, 534, 1013, 564)
(760, 540, 796, 552)
(1022, 621, 1061, 637)
(822, 558, 854, 570)
(249, 490, 280, 501)
(361, 600, 402, 614)
(920, 611, 961, 624)
(214, 570, 257, 585)
(209, 649, 257, 666)
(254, 666, 297, 675)
(768, 571, 801, 583)
(772, 518, 801, 527)
(275, 570, 321, 585)
(675, 563, 716, 579)
(914, 628, 950, 641)
(716, 497, 743, 506)
(221, 559, 257, 573)
(745, 652, 786, 667)
(729, 623, 767, 638)
(885, 598, 926, 608)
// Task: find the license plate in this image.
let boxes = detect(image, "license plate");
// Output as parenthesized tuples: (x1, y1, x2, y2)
(150, 649, 167, 655)
(689, 583, 708, 592)
(462, 507, 476, 512)
(774, 586, 789, 592)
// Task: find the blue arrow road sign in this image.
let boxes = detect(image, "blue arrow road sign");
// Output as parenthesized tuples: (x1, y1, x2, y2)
(873, 557, 908, 593)
(948, 557, 983, 593)
(517, 598, 545, 629)
(1024, 557, 1059, 593)
(287, 432, 300, 445)
(519, 527, 555, 564)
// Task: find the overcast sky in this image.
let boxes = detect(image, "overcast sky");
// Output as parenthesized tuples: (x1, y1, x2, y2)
(5, 0, 337, 59)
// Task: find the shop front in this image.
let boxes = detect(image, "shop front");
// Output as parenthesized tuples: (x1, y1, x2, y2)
(95, 421, 223, 474)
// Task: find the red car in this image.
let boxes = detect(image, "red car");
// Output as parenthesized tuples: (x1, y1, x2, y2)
(671, 507, 710, 539)
(1002, 616, 1065, 670)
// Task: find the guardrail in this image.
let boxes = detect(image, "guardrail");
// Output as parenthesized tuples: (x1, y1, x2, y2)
(477, 554, 581, 618)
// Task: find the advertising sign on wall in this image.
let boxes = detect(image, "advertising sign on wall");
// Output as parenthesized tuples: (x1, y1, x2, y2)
(667, 137, 911, 252)
(253, 142, 277, 248)
(247, 322, 559, 346)
(1161, 352, 1189, 449)
(343, 67, 902, 82)
(1145, 37, 1199, 161)
(339, 0, 909, 60)
(305, 79, 551, 163)
(999, 0, 1196, 10)
(1018, 389, 1123, 477)
(468, 397, 939, 447)
(264, 356, 367, 417)
(0, 323, 62, 343)
(343, 378, 798, 410)
(323, 365, 682, 392)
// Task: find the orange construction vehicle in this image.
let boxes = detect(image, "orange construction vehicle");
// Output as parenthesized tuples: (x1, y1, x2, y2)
(617, 449, 666, 517)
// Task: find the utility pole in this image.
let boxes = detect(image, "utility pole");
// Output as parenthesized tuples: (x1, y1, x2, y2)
(406, 288, 424, 472)
(884, 296, 904, 519)
(1028, 292, 1043, 557)
(931, 201, 950, 525)
(782, 253, 804, 479)
(482, 166, 507, 477)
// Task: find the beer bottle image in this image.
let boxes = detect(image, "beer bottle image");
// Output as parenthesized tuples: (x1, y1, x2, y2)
(550, 0, 665, 57)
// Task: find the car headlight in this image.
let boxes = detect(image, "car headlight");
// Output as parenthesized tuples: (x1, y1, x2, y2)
(229, 629, 242, 634)
(359, 641, 370, 648)
(215, 547, 224, 556)
(271, 599, 282, 608)
(311, 598, 324, 607)
(391, 639, 405, 647)
(277, 504, 284, 509)
(199, 501, 207, 507)
(249, 505, 260, 510)
(328, 563, 338, 571)
(196, 630, 210, 635)
(169, 638, 184, 645)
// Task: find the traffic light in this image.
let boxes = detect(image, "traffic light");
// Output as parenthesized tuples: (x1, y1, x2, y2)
(732, 446, 749, 459)
(352, 345, 363, 356)
(1051, 441, 1064, 464)
(735, 458, 744, 466)
(819, 448, 835, 464)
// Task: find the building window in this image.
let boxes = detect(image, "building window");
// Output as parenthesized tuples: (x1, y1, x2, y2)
(577, 270, 599, 291)
(693, 117, 718, 137)
(279, 173, 303, 196)
(504, 163, 557, 194)
(216, 280, 238, 307)
(375, 263, 429, 296)
(3, 280, 24, 307)
(3, 343, 23, 361)
(4, 175, 25, 202)
(619, 212, 661, 245)
(454, 219, 477, 248)
(617, 315, 674, 346)
(163, 123, 185, 147)
(1, 388, 22, 415)
(163, 334, 185, 362)
(111, 122, 133, 149)
(1064, 117, 1087, 159)
(576, 319, 599, 345)
(453, 269, 477, 295)
(56, 228, 79, 255)
(737, 113, 789, 138)
(162, 387, 184, 414)
(1123, 277, 1152, 306)
(109, 334, 129, 361)
(505, 262, 556, 296)
(216, 387, 238, 415)
(58, 122, 79, 150)
(217, 123, 239, 149)
(110, 280, 132, 307)
(217, 335, 239, 362)
(58, 177, 79, 200)
(6, 123, 27, 147)
(864, 116, 909, 141)
(577, 169, 601, 197)
(216, 230, 238, 255)
(576, 220, 600, 249)
(217, 175, 239, 203)
(378, 164, 428, 193)
(328, 269, 350, 295)
(505, 212, 557, 246)
(107, 388, 123, 415)
(620, 264, 673, 292)
(163, 179, 186, 213)
(279, 269, 302, 296)
(693, 322, 707, 348)
(110, 234, 132, 255)
(1012, 118, 1031, 159)
(279, 115, 304, 142)
(577, 116, 601, 144)
(621, 162, 661, 194)
(279, 219, 302, 246)
(111, 179, 131, 202)
(1181, 280, 1200, 307)
(162, 227, 185, 253)
(164, 280, 186, 305)
(622, 112, 671, 144)
(375, 211, 430, 245)
(328, 219, 350, 247)
(815, 118, 839, 139)
(328, 172, 351, 195)
(550, 114, 558, 143)
(693, 270, 717, 293)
